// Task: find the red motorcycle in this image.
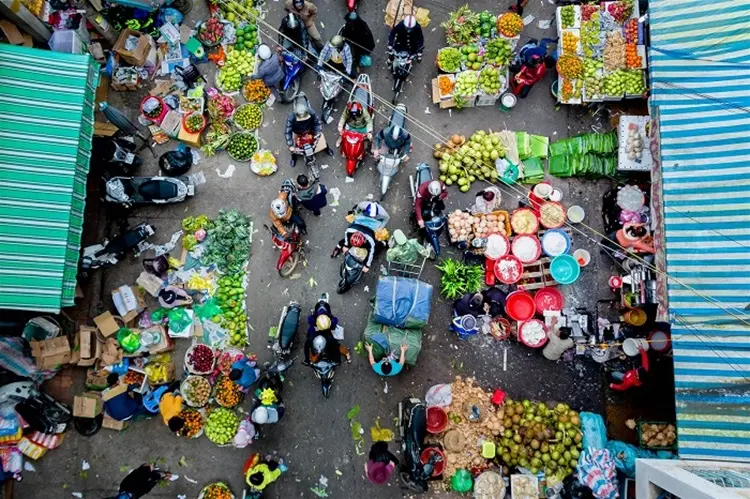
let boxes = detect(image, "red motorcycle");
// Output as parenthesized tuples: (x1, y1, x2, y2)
(340, 74, 373, 177)
(346, 0, 357, 12)
(266, 224, 304, 277)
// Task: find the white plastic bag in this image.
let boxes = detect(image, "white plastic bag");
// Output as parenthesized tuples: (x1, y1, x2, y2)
(425, 383, 452, 407)
(250, 150, 277, 176)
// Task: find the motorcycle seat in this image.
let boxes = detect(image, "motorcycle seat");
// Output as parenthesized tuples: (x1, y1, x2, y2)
(139, 179, 178, 200)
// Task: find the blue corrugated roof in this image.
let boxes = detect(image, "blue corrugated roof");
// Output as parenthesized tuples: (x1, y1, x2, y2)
(649, 0, 750, 462)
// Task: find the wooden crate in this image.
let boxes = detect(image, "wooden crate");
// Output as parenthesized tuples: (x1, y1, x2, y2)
(517, 257, 558, 291)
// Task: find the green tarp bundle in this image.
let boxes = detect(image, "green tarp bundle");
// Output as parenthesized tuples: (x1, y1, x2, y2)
(362, 311, 422, 365)
(0, 45, 100, 312)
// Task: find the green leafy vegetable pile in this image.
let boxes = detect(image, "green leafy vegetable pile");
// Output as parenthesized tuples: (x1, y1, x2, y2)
(203, 210, 251, 273)
(436, 259, 484, 300)
(441, 5, 481, 45)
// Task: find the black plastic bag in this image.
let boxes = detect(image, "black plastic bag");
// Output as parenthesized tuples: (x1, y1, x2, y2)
(159, 149, 193, 176)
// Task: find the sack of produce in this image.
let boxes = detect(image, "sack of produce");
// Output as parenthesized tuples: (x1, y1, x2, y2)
(362, 311, 422, 365)
(373, 277, 433, 329)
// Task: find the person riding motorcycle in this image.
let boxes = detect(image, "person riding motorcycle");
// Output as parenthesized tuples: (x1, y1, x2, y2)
(340, 11, 375, 67)
(337, 101, 373, 147)
(414, 180, 448, 228)
(388, 15, 424, 62)
(317, 34, 353, 77)
(303, 311, 350, 364)
(278, 13, 310, 52)
(331, 228, 377, 273)
(372, 123, 411, 160)
(285, 99, 332, 166)
(270, 185, 307, 238)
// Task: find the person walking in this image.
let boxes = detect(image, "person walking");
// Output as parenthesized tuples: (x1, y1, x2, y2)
(365, 442, 399, 485)
(106, 463, 173, 499)
(295, 174, 327, 216)
(285, 0, 324, 50)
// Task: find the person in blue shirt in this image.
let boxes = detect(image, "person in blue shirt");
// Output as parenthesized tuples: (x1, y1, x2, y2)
(366, 341, 408, 377)
(229, 356, 260, 390)
(103, 374, 143, 421)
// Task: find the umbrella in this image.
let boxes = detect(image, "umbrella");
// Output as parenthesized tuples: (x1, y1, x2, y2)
(99, 102, 156, 156)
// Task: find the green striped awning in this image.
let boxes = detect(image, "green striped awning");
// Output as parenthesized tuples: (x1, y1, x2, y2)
(0, 44, 99, 313)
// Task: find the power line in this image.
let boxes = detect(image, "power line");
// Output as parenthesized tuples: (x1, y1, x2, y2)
(237, 7, 750, 327)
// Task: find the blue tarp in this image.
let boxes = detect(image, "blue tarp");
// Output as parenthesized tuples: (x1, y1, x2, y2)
(373, 277, 432, 329)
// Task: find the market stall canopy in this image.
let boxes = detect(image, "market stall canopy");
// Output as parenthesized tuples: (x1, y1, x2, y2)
(0, 44, 99, 312)
(649, 0, 750, 463)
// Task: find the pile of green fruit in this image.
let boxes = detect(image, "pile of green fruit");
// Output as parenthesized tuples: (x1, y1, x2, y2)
(560, 5, 576, 28)
(623, 69, 645, 95)
(479, 66, 503, 95)
(217, 48, 255, 91)
(454, 70, 479, 98)
(216, 273, 247, 347)
(233, 103, 263, 131)
(220, 0, 258, 25)
(205, 407, 239, 445)
(234, 24, 258, 52)
(435, 129, 504, 190)
(478, 11, 496, 38)
(460, 45, 484, 71)
(226, 133, 258, 161)
(583, 59, 604, 98)
(437, 47, 461, 73)
(497, 399, 583, 481)
(485, 38, 512, 67)
(603, 70, 626, 97)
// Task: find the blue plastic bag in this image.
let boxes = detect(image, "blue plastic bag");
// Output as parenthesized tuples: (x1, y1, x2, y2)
(359, 55, 372, 68)
(581, 411, 607, 450)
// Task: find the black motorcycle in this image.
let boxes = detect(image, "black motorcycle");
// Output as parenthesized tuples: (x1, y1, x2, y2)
(390, 50, 414, 104)
(337, 250, 367, 294)
(80, 222, 155, 273)
(92, 134, 143, 177)
(310, 359, 339, 398)
(398, 397, 441, 493)
(0, 381, 71, 435)
(267, 301, 301, 374)
(104, 176, 195, 207)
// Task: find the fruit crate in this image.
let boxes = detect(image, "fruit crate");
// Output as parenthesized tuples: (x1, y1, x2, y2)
(582, 70, 604, 103)
(556, 5, 581, 30)
(517, 257, 559, 291)
(561, 28, 582, 56)
(624, 69, 647, 99)
(476, 93, 499, 107)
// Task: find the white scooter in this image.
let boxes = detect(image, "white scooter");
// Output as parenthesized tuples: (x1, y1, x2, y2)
(376, 104, 408, 201)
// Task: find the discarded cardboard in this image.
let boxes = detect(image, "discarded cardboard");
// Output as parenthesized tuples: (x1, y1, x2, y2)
(102, 382, 128, 402)
(111, 285, 146, 324)
(30, 336, 71, 370)
(100, 338, 123, 366)
(113, 28, 150, 66)
(102, 414, 130, 431)
(86, 368, 111, 390)
(94, 311, 120, 338)
(431, 78, 457, 109)
(94, 122, 119, 137)
(177, 126, 202, 147)
(77, 326, 102, 367)
(0, 20, 25, 45)
(145, 325, 173, 355)
(137, 271, 165, 297)
(73, 393, 103, 418)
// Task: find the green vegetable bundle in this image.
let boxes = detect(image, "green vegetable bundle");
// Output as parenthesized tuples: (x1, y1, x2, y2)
(203, 210, 251, 273)
(436, 259, 484, 300)
(441, 5, 481, 45)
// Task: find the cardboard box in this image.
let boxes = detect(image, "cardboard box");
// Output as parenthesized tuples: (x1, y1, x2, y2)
(94, 311, 120, 338)
(431, 78, 456, 109)
(94, 122, 119, 137)
(73, 393, 103, 418)
(102, 414, 130, 431)
(77, 326, 102, 367)
(111, 285, 145, 324)
(113, 28, 150, 66)
(144, 325, 173, 355)
(177, 127, 202, 147)
(30, 336, 71, 370)
(0, 20, 26, 46)
(137, 271, 165, 297)
(102, 382, 128, 402)
(100, 338, 123, 366)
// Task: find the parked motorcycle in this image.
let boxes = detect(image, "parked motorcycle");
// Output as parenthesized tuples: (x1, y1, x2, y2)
(105, 176, 195, 207)
(320, 70, 344, 124)
(92, 134, 143, 177)
(377, 104, 408, 200)
(80, 222, 155, 273)
(0, 381, 71, 435)
(267, 301, 301, 373)
(410, 163, 446, 258)
(398, 397, 441, 493)
(310, 359, 339, 398)
(390, 50, 413, 103)
(340, 73, 374, 177)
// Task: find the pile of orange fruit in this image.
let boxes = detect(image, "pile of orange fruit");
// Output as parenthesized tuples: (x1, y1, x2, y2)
(625, 44, 642, 68)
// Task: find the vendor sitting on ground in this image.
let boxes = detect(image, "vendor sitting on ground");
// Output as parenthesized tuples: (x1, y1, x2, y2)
(244, 454, 285, 492)
(453, 292, 484, 317)
(616, 222, 655, 254)
(103, 374, 143, 422)
(230, 355, 260, 390)
(542, 327, 574, 362)
(471, 186, 502, 214)
(365, 341, 408, 377)
(481, 286, 507, 317)
(158, 285, 192, 309)
(158, 386, 184, 432)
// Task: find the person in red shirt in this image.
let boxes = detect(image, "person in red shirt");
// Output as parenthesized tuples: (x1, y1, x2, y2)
(610, 347, 649, 391)
(414, 180, 447, 228)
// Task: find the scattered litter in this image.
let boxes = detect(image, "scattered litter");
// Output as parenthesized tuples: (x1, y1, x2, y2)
(335, 470, 343, 477)
(178, 456, 188, 467)
(215, 164, 236, 178)
(168, 474, 179, 481)
(310, 487, 329, 497)
(383, 381, 388, 393)
(190, 149, 201, 165)
(282, 288, 289, 296)
(308, 277, 317, 288)
(119, 466, 130, 473)
(503, 347, 508, 371)
(82, 460, 90, 471)
(345, 177, 354, 183)
(178, 495, 187, 499)
(424, 107, 431, 114)
(24, 462, 36, 472)
(363, 285, 369, 292)
(289, 273, 302, 280)
(71, 494, 83, 498)
(319, 475, 329, 488)
(448, 109, 452, 118)
(523, 14, 535, 25)
(320, 164, 330, 170)
(366, 193, 373, 200)
(538, 19, 552, 29)
(329, 187, 341, 206)
(188, 171, 206, 186)
(184, 476, 198, 484)
(152, 230, 183, 257)
(320, 21, 325, 29)
(370, 420, 394, 442)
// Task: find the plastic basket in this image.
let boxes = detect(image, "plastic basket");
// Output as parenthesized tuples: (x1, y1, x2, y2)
(140, 96, 168, 124)
(198, 482, 235, 499)
(181, 375, 211, 408)
(181, 112, 207, 134)
(226, 132, 259, 162)
(233, 103, 264, 132)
